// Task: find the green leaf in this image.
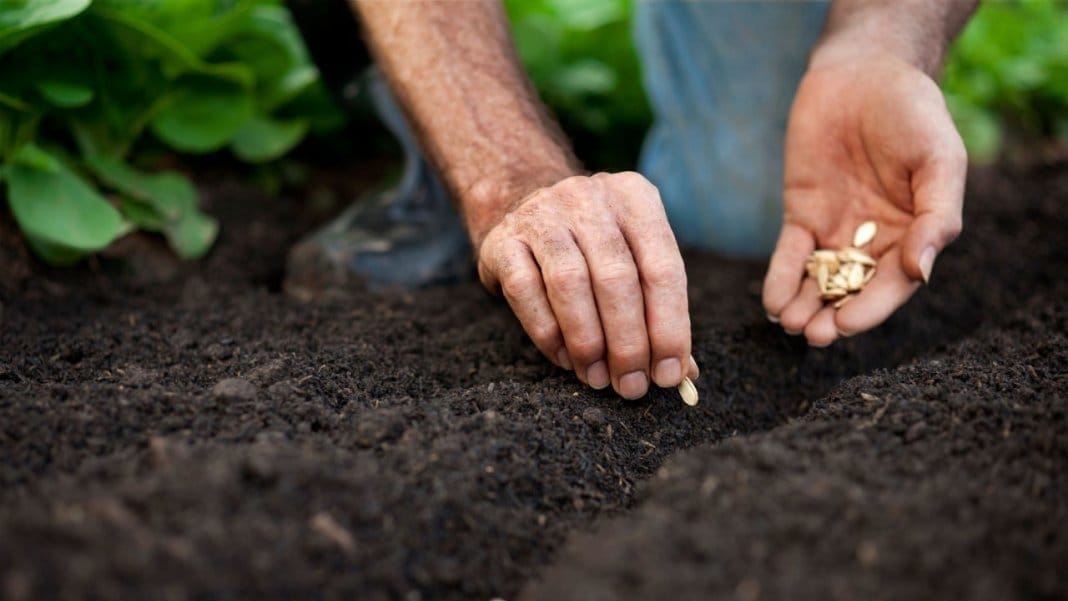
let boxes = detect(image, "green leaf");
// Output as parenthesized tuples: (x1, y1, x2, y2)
(86, 155, 217, 259)
(91, 0, 258, 59)
(5, 144, 130, 260)
(12, 142, 61, 171)
(89, 6, 256, 84)
(166, 205, 217, 260)
(119, 197, 167, 231)
(230, 115, 307, 163)
(150, 74, 253, 153)
(0, 0, 91, 54)
(222, 5, 319, 110)
(36, 79, 94, 107)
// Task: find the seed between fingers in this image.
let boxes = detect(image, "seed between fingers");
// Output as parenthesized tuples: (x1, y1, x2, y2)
(678, 376, 698, 406)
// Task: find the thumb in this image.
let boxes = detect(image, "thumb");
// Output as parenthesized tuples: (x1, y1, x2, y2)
(900, 150, 967, 284)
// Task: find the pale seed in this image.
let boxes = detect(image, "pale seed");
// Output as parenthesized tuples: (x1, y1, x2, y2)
(853, 220, 878, 248)
(817, 263, 830, 293)
(812, 250, 840, 273)
(847, 263, 865, 291)
(838, 247, 877, 266)
(678, 377, 699, 407)
(834, 295, 854, 309)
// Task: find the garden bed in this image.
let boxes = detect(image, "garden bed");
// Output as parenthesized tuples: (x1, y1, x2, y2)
(1, 163, 1065, 600)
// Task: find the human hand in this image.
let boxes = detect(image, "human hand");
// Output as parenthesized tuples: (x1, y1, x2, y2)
(475, 172, 698, 399)
(763, 52, 967, 346)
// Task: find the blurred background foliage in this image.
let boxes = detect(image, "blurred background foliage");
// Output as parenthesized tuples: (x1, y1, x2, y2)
(942, 0, 1068, 164)
(504, 0, 650, 171)
(0, 0, 1064, 265)
(506, 0, 1068, 169)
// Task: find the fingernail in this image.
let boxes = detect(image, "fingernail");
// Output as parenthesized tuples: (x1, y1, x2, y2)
(688, 355, 700, 379)
(556, 348, 572, 370)
(808, 338, 834, 349)
(586, 361, 610, 390)
(836, 328, 853, 338)
(784, 329, 802, 336)
(919, 246, 936, 284)
(653, 357, 681, 387)
(767, 314, 780, 324)
(618, 371, 649, 400)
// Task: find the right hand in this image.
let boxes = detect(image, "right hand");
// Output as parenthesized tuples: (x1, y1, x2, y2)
(475, 172, 698, 400)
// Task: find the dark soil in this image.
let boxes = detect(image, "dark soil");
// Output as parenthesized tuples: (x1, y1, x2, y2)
(1, 164, 1066, 601)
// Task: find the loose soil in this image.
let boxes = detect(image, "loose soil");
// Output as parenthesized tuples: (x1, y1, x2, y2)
(0, 165, 1065, 600)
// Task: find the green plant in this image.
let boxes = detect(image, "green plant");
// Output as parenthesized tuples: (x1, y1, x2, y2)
(0, 0, 341, 264)
(942, 0, 1068, 163)
(505, 0, 650, 170)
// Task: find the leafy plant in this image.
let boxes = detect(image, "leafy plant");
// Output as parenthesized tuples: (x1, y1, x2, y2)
(0, 0, 341, 264)
(505, 0, 650, 170)
(942, 0, 1068, 163)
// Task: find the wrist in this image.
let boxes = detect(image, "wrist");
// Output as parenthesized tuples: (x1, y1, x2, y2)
(810, 25, 936, 77)
(810, 1, 976, 78)
(459, 161, 580, 250)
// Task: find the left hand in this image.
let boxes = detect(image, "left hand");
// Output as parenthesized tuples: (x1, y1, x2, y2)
(763, 52, 967, 346)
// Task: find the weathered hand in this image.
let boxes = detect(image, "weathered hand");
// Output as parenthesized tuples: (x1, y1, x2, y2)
(476, 172, 697, 399)
(763, 53, 967, 346)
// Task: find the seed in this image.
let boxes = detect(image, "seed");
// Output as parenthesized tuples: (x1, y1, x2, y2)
(834, 295, 854, 309)
(838, 247, 877, 266)
(812, 250, 840, 273)
(678, 376, 698, 407)
(853, 221, 878, 247)
(817, 262, 830, 293)
(847, 263, 865, 291)
(831, 273, 849, 290)
(862, 266, 877, 285)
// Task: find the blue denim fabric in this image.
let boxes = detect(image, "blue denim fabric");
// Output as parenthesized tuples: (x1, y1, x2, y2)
(635, 0, 829, 256)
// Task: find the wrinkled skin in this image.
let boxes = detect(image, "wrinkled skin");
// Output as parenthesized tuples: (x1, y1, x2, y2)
(476, 172, 697, 400)
(763, 52, 967, 347)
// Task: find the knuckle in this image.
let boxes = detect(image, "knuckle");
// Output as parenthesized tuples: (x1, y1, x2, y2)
(528, 321, 560, 346)
(596, 262, 639, 288)
(568, 335, 604, 362)
(500, 270, 540, 302)
(546, 264, 589, 295)
(608, 339, 649, 367)
(619, 171, 658, 196)
(642, 259, 686, 290)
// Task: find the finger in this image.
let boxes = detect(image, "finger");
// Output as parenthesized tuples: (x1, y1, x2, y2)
(610, 173, 690, 390)
(778, 278, 823, 335)
(835, 246, 920, 336)
(804, 305, 839, 347)
(900, 133, 967, 284)
(573, 211, 651, 400)
(531, 231, 609, 389)
(489, 240, 569, 370)
(763, 223, 816, 319)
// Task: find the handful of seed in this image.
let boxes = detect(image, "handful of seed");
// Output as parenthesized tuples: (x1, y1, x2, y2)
(678, 376, 698, 407)
(805, 220, 879, 309)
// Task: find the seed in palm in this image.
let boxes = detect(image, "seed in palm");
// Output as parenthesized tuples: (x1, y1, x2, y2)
(805, 221, 879, 305)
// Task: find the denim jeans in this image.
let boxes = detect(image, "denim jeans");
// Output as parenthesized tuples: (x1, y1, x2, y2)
(635, 0, 830, 256)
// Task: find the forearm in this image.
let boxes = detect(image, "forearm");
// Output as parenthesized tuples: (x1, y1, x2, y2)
(812, 0, 979, 76)
(348, 0, 580, 245)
